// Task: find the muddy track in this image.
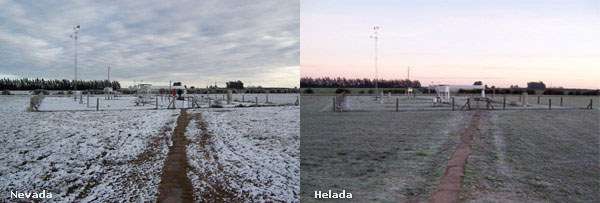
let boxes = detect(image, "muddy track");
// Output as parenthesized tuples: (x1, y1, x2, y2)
(431, 110, 485, 203)
(157, 109, 194, 203)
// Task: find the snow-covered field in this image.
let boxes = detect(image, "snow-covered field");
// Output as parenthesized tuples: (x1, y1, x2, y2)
(185, 106, 300, 202)
(205, 93, 299, 105)
(34, 93, 298, 111)
(0, 96, 179, 202)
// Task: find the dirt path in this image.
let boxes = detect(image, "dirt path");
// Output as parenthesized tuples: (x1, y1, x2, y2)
(431, 110, 485, 203)
(157, 109, 194, 203)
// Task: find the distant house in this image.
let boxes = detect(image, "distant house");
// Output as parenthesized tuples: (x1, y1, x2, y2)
(527, 81, 546, 90)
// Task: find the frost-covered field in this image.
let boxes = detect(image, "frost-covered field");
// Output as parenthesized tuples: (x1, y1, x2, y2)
(341, 95, 586, 111)
(185, 106, 300, 202)
(0, 96, 179, 202)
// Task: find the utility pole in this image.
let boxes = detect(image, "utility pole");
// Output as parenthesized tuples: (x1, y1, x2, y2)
(107, 66, 110, 87)
(370, 26, 380, 99)
(70, 25, 80, 100)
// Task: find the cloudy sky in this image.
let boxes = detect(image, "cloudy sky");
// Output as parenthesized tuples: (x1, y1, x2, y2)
(0, 0, 299, 88)
(301, 0, 600, 89)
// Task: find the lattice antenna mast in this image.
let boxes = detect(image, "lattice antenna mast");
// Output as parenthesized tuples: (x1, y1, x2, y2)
(70, 25, 80, 100)
(107, 66, 111, 88)
(370, 26, 380, 98)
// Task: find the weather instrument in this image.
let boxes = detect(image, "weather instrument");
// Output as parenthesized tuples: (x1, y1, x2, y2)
(70, 25, 80, 100)
(370, 26, 380, 99)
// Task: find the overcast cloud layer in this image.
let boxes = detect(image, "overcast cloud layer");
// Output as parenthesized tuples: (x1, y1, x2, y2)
(0, 0, 299, 88)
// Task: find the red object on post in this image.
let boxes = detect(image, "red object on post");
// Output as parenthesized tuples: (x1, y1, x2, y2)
(172, 89, 176, 96)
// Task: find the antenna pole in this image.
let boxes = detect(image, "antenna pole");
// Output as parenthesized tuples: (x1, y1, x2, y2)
(70, 25, 80, 100)
(370, 26, 380, 99)
(107, 66, 110, 88)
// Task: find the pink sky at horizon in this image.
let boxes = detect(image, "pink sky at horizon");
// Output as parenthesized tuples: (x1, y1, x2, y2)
(300, 0, 600, 89)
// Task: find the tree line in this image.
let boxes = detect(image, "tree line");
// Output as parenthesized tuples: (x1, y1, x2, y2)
(300, 77, 421, 88)
(0, 78, 121, 90)
(226, 80, 244, 89)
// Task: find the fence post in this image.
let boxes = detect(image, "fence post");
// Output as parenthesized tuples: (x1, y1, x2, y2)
(549, 99, 552, 109)
(87, 92, 90, 108)
(255, 97, 258, 106)
(396, 98, 399, 112)
(266, 94, 269, 103)
(156, 97, 158, 109)
(560, 97, 563, 106)
(537, 96, 540, 104)
(503, 95, 506, 110)
(452, 97, 455, 111)
(333, 97, 336, 112)
(242, 94, 245, 102)
(96, 98, 99, 111)
(467, 98, 471, 110)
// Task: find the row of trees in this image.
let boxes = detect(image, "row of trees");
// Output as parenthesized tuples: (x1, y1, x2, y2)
(0, 78, 121, 90)
(226, 80, 244, 89)
(301, 77, 421, 88)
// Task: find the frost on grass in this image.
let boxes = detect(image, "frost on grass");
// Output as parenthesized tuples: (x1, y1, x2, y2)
(185, 106, 300, 202)
(0, 96, 179, 202)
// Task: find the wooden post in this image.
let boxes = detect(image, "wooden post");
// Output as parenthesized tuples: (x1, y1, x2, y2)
(255, 97, 258, 106)
(486, 99, 490, 110)
(560, 97, 563, 106)
(156, 97, 158, 109)
(452, 97, 455, 111)
(396, 98, 399, 112)
(587, 99, 593, 109)
(266, 94, 269, 103)
(96, 98, 99, 111)
(537, 96, 540, 104)
(333, 97, 336, 112)
(242, 94, 245, 102)
(467, 98, 471, 110)
(87, 92, 90, 108)
(503, 96, 506, 110)
(549, 99, 552, 109)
